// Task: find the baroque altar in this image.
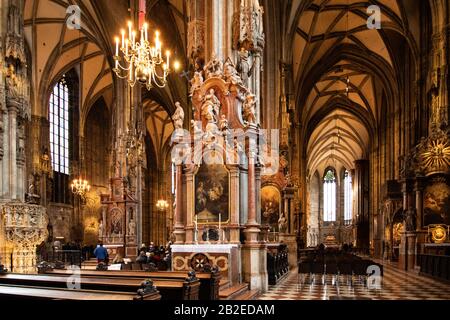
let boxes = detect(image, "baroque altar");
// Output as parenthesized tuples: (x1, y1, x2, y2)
(171, 52, 268, 291)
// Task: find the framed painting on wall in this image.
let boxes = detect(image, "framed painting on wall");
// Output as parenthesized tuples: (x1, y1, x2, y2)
(423, 180, 450, 227)
(261, 185, 281, 231)
(194, 164, 229, 224)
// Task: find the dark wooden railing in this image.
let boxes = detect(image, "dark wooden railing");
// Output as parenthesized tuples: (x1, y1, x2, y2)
(38, 250, 83, 268)
(418, 254, 450, 282)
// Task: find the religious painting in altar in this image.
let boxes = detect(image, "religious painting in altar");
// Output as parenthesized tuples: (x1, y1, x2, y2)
(423, 180, 450, 226)
(195, 164, 229, 223)
(110, 207, 124, 236)
(261, 186, 281, 231)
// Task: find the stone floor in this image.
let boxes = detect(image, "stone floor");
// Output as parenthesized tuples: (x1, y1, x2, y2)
(258, 261, 450, 300)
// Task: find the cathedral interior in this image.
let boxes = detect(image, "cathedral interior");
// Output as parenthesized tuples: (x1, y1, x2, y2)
(0, 0, 450, 302)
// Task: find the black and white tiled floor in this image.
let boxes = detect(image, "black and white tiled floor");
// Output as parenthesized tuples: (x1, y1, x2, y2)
(258, 261, 450, 300)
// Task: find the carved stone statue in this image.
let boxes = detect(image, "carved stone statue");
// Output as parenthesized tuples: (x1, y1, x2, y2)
(278, 212, 288, 234)
(98, 220, 104, 238)
(27, 174, 36, 195)
(202, 89, 220, 124)
(5, 64, 20, 100)
(219, 114, 229, 134)
(204, 53, 223, 79)
(172, 102, 185, 130)
(191, 120, 203, 136)
(242, 93, 257, 125)
(237, 47, 252, 88)
(128, 219, 136, 236)
(224, 60, 243, 87)
(405, 208, 417, 232)
(190, 71, 204, 97)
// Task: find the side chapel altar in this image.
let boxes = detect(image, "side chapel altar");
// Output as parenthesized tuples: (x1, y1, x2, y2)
(171, 54, 268, 291)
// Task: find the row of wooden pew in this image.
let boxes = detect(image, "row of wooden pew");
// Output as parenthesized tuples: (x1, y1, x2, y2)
(0, 267, 222, 301)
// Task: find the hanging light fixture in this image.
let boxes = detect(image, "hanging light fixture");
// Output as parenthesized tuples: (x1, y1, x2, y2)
(156, 199, 169, 211)
(71, 177, 91, 197)
(113, 0, 180, 90)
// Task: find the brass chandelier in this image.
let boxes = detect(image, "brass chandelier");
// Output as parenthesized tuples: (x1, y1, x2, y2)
(113, 2, 180, 90)
(71, 177, 91, 197)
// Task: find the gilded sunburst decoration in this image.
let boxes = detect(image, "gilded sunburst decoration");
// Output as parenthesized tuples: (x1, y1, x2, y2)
(415, 129, 450, 176)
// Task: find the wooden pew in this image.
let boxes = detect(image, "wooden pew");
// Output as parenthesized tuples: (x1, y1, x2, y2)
(0, 284, 160, 301)
(45, 268, 221, 300)
(0, 273, 199, 300)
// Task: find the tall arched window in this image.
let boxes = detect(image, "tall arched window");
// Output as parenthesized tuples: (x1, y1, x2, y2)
(50, 78, 69, 175)
(49, 76, 73, 204)
(323, 169, 336, 222)
(344, 170, 353, 224)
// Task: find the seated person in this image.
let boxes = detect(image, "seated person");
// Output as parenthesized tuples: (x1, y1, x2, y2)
(136, 251, 148, 264)
(113, 254, 124, 264)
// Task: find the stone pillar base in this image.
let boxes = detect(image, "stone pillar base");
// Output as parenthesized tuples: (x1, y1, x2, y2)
(399, 231, 418, 271)
(243, 225, 261, 243)
(279, 233, 298, 270)
(241, 244, 268, 293)
(173, 225, 186, 244)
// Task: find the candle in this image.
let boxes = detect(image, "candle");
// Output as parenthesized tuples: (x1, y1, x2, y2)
(144, 23, 148, 41)
(121, 29, 125, 48)
(125, 39, 129, 56)
(128, 21, 132, 39)
(132, 31, 136, 47)
(115, 37, 119, 56)
(166, 51, 170, 69)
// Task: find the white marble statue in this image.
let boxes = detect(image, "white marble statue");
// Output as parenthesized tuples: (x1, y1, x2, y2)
(190, 71, 204, 97)
(219, 114, 229, 133)
(202, 89, 220, 121)
(98, 220, 104, 238)
(128, 219, 136, 236)
(173, 102, 185, 130)
(204, 53, 223, 79)
(224, 60, 243, 87)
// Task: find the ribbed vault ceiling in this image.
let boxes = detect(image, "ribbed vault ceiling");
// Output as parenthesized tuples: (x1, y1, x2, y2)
(291, 0, 412, 177)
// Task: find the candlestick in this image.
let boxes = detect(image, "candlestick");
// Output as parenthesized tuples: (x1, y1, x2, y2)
(128, 21, 132, 39)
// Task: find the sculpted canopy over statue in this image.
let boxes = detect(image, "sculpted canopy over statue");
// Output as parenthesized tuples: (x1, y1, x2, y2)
(172, 102, 185, 130)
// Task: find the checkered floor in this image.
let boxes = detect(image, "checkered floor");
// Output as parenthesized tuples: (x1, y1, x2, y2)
(258, 261, 450, 300)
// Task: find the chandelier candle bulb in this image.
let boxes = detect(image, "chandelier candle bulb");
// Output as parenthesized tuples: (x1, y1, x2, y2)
(166, 51, 170, 69)
(121, 29, 125, 48)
